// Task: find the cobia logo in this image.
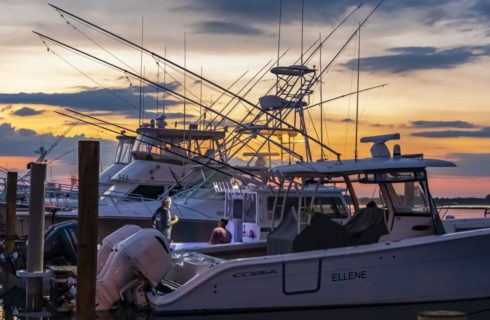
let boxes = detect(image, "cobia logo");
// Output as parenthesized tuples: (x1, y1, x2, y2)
(232, 269, 278, 278)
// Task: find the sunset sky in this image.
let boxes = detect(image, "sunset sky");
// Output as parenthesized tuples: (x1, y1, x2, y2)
(0, 0, 489, 197)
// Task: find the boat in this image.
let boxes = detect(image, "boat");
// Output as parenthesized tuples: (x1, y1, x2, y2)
(94, 133, 490, 314)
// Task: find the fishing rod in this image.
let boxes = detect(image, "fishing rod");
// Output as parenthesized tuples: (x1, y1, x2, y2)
(56, 109, 263, 184)
(35, 31, 305, 162)
(285, 0, 385, 126)
(47, 4, 340, 159)
(303, 84, 387, 110)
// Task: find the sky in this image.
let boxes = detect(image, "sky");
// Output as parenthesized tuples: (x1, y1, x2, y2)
(0, 0, 489, 197)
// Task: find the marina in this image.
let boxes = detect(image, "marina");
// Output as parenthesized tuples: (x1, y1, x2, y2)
(1, 0, 490, 319)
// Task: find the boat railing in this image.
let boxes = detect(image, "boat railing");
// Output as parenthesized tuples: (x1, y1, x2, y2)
(102, 192, 155, 216)
(438, 205, 490, 219)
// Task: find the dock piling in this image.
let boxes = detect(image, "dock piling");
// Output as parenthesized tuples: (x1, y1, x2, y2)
(26, 163, 47, 312)
(76, 141, 99, 319)
(5, 171, 17, 254)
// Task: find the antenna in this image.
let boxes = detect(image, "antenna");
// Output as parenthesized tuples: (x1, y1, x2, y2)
(355, 24, 361, 161)
(300, 0, 304, 66)
(183, 32, 187, 132)
(138, 16, 144, 127)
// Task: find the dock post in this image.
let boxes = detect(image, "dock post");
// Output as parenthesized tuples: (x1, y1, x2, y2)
(76, 141, 99, 319)
(5, 171, 17, 254)
(25, 163, 47, 312)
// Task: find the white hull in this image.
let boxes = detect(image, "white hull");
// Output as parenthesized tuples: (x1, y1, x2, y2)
(148, 229, 490, 314)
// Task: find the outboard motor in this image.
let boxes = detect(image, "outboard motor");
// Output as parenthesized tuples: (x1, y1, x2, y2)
(96, 228, 172, 311)
(44, 220, 79, 265)
(97, 224, 142, 275)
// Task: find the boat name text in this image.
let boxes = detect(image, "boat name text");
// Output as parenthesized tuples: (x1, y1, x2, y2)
(331, 270, 367, 282)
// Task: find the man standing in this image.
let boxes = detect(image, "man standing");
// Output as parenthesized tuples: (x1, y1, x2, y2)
(209, 218, 232, 245)
(152, 197, 179, 240)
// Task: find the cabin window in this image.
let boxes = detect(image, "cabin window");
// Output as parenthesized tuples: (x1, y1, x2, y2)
(267, 196, 299, 219)
(384, 181, 429, 215)
(311, 197, 348, 218)
(129, 185, 165, 200)
(232, 199, 243, 219)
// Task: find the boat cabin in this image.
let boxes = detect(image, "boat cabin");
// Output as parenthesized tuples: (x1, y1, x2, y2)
(132, 126, 226, 164)
(221, 183, 350, 243)
(271, 134, 455, 253)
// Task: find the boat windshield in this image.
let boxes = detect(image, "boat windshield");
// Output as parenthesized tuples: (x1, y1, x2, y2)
(357, 170, 430, 215)
(114, 138, 134, 164)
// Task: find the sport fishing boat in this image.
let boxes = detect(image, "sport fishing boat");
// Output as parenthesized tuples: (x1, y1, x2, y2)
(94, 134, 490, 314)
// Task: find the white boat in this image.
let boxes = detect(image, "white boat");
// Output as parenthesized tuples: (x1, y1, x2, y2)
(94, 133, 490, 314)
(15, 122, 227, 242)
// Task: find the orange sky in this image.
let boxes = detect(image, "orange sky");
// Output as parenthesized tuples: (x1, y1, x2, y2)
(1, 1, 489, 197)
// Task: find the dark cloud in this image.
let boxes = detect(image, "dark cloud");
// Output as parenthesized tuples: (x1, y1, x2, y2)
(412, 127, 490, 138)
(192, 21, 265, 35)
(411, 120, 476, 129)
(176, 0, 361, 24)
(0, 85, 182, 119)
(12, 106, 45, 116)
(0, 122, 115, 157)
(469, 0, 490, 21)
(161, 112, 197, 120)
(344, 45, 490, 73)
(176, 0, 461, 25)
(0, 123, 117, 177)
(432, 153, 490, 177)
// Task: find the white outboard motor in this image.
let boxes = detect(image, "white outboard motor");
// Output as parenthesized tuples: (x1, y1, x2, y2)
(96, 228, 172, 311)
(97, 225, 142, 275)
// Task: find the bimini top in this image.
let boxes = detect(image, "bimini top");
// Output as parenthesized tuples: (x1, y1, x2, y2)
(275, 156, 456, 178)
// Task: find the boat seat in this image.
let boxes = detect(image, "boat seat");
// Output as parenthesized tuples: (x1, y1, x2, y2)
(344, 207, 389, 245)
(292, 213, 349, 252)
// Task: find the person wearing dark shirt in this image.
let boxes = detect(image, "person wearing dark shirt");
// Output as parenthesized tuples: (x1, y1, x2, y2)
(152, 197, 179, 239)
(209, 218, 232, 245)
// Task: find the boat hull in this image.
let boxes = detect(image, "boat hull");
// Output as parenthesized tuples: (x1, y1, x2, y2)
(149, 229, 490, 314)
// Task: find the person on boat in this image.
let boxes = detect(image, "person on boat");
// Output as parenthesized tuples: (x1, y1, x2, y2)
(209, 218, 232, 245)
(152, 197, 179, 240)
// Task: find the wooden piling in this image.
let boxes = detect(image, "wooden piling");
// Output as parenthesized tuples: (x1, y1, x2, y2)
(76, 141, 99, 319)
(5, 171, 17, 254)
(26, 163, 46, 312)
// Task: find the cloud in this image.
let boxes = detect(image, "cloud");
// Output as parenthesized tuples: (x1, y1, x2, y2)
(12, 106, 45, 116)
(344, 45, 490, 73)
(1, 105, 12, 112)
(176, 0, 385, 26)
(0, 123, 117, 177)
(411, 120, 476, 129)
(192, 21, 265, 35)
(434, 153, 490, 177)
(0, 85, 182, 119)
(412, 127, 490, 138)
